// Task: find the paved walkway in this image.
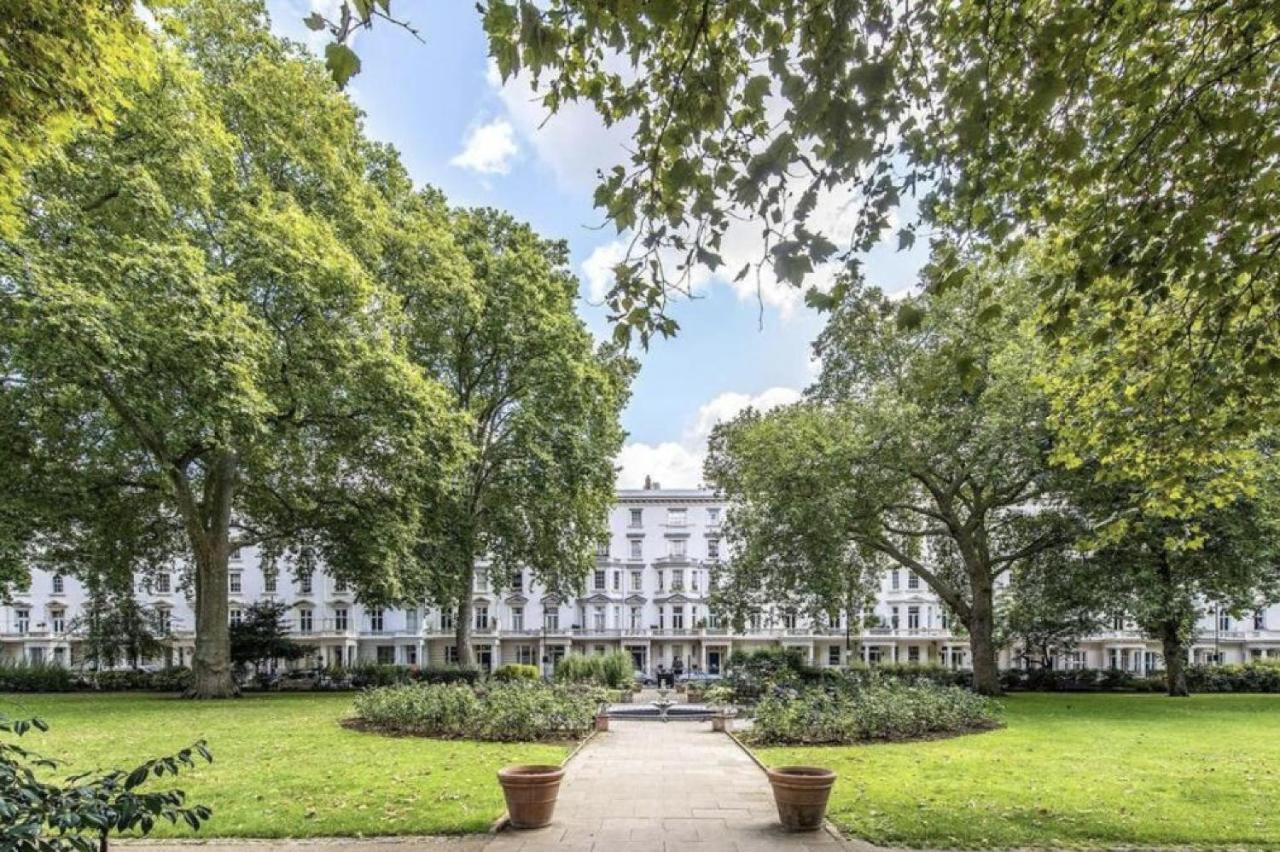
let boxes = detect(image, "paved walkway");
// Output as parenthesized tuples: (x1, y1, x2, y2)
(484, 719, 847, 851)
(124, 720, 850, 852)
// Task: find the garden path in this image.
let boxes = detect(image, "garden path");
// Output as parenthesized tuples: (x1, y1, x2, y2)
(124, 720, 857, 852)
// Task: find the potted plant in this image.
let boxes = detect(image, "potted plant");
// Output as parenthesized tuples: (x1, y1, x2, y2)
(765, 766, 837, 831)
(705, 683, 737, 732)
(497, 764, 566, 829)
(595, 700, 610, 732)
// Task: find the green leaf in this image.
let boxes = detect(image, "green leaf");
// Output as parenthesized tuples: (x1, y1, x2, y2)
(325, 43, 362, 88)
(303, 13, 327, 31)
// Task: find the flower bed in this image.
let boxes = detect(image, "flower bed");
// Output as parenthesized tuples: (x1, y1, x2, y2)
(350, 681, 603, 741)
(748, 681, 1000, 745)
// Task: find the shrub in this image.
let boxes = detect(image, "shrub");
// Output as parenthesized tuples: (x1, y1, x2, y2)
(415, 666, 482, 685)
(494, 663, 540, 682)
(0, 661, 75, 692)
(553, 653, 604, 684)
(1186, 661, 1280, 693)
(351, 681, 602, 741)
(599, 651, 634, 688)
(750, 681, 1000, 745)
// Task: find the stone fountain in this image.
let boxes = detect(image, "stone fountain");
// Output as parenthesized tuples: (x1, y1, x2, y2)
(651, 688, 677, 723)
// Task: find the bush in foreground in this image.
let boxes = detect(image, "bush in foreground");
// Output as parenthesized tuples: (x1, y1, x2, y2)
(552, 651, 633, 688)
(749, 681, 1000, 745)
(351, 681, 602, 741)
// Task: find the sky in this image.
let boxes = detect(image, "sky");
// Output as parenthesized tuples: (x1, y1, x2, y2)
(267, 1, 927, 489)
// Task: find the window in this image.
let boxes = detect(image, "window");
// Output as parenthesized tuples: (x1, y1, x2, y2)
(155, 573, 170, 594)
(405, 646, 417, 665)
(707, 538, 720, 560)
(370, 609, 384, 632)
(1113, 615, 1124, 631)
(891, 606, 900, 629)
(629, 539, 643, 560)
(440, 610, 454, 630)
(511, 606, 524, 631)
(298, 608, 313, 633)
(630, 607, 642, 630)
(593, 606, 606, 630)
(263, 570, 276, 593)
(667, 508, 687, 526)
(890, 570, 900, 590)
(155, 609, 170, 634)
(298, 572, 313, 595)
(658, 606, 666, 630)
(544, 609, 559, 630)
(672, 569, 684, 591)
(51, 575, 64, 594)
(511, 571, 524, 592)
(445, 645, 459, 665)
(908, 646, 921, 664)
(596, 541, 609, 557)
(1255, 610, 1266, 630)
(748, 611, 763, 631)
(405, 608, 419, 632)
(691, 570, 700, 592)
(668, 538, 687, 558)
(51, 609, 65, 634)
(474, 605, 489, 630)
(229, 572, 242, 594)
(377, 646, 396, 665)
(516, 644, 534, 665)
(672, 606, 685, 630)
(907, 606, 921, 630)
(707, 507, 720, 524)
(629, 508, 643, 527)
(783, 612, 797, 630)
(230, 547, 242, 561)
(630, 570, 642, 591)
(333, 576, 348, 593)
(612, 570, 621, 591)
(656, 569, 664, 591)
(1218, 610, 1231, 632)
(828, 646, 840, 666)
(229, 608, 243, 626)
(907, 572, 920, 591)
(940, 610, 950, 630)
(593, 569, 606, 591)
(334, 608, 348, 631)
(867, 646, 883, 665)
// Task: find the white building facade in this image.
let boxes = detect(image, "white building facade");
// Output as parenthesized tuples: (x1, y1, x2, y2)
(3, 487, 1279, 673)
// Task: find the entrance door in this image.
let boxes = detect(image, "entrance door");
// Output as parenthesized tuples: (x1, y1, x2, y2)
(627, 645, 647, 672)
(477, 645, 493, 670)
(707, 649, 722, 675)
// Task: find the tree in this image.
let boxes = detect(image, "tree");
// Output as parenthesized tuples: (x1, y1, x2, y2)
(394, 205, 633, 667)
(1071, 475, 1280, 696)
(0, 1, 151, 238)
(229, 601, 304, 673)
(0, 0, 465, 697)
(707, 269, 1074, 694)
(996, 554, 1105, 670)
(72, 578, 167, 675)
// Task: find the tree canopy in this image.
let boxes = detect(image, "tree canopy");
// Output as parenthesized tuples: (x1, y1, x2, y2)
(1, 0, 467, 696)
(396, 204, 633, 666)
(708, 267, 1076, 694)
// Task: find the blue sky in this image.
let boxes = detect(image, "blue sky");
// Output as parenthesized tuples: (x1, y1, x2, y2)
(268, 1, 926, 488)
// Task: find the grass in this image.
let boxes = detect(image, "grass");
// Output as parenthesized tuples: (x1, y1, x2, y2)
(0, 691, 570, 838)
(755, 692, 1280, 848)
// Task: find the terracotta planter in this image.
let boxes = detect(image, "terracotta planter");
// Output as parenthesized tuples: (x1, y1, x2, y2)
(497, 765, 565, 829)
(766, 766, 836, 831)
(686, 688, 704, 702)
(595, 712, 610, 732)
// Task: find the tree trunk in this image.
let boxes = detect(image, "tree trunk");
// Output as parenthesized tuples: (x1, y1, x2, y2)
(187, 450, 238, 699)
(967, 582, 1002, 696)
(190, 543, 236, 697)
(454, 560, 475, 668)
(1160, 619, 1190, 697)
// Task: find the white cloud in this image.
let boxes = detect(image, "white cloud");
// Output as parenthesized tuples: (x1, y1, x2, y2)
(450, 118, 519, 175)
(617, 386, 803, 489)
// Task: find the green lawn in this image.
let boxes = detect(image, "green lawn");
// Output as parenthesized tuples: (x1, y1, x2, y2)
(0, 692, 569, 838)
(755, 693, 1280, 848)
